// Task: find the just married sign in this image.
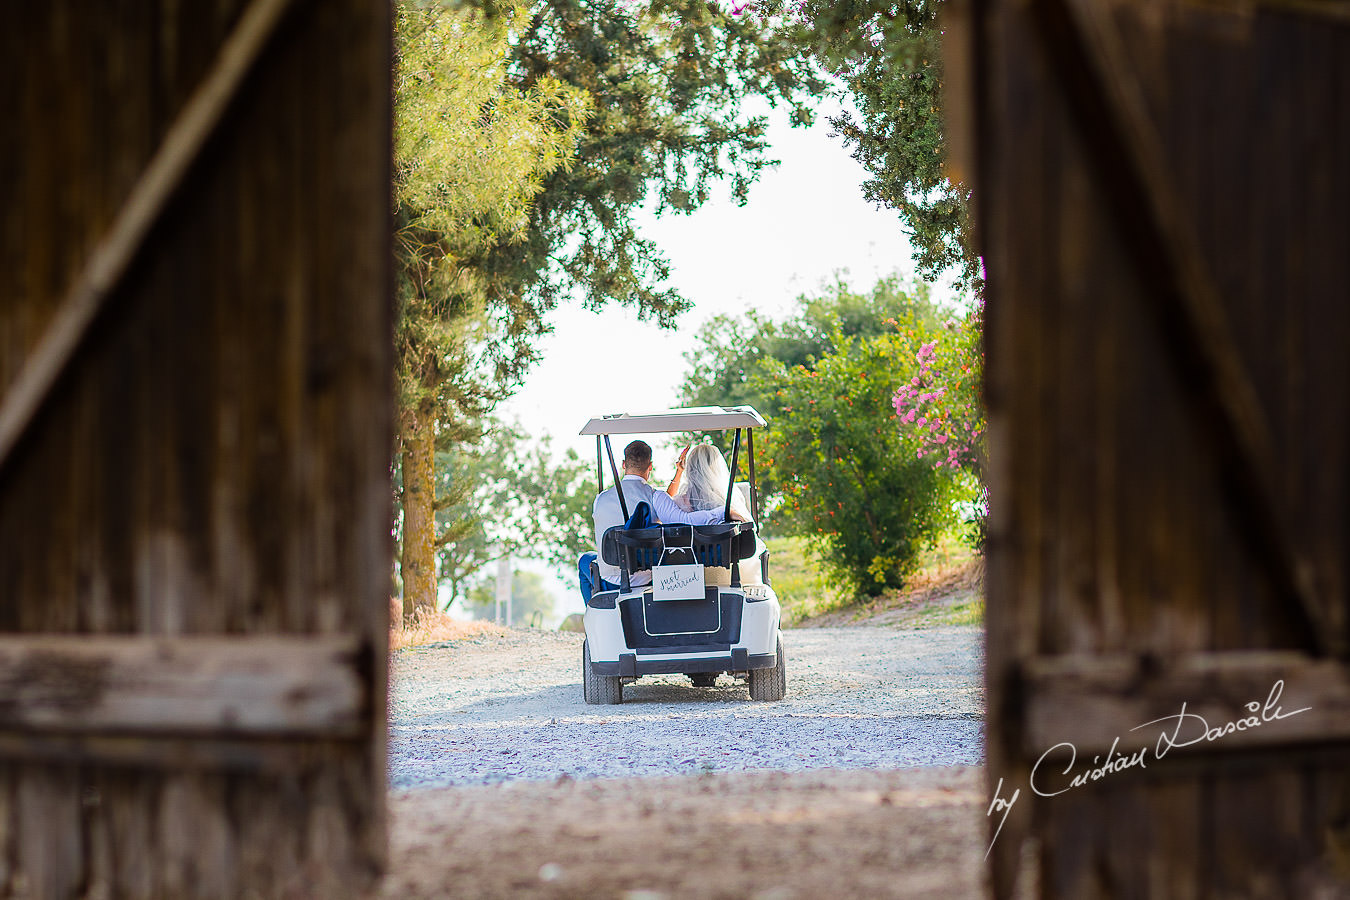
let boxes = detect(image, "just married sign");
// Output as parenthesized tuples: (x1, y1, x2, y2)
(651, 564, 705, 601)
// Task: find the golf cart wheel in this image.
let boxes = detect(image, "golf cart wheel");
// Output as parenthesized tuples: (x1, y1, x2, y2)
(583, 640, 622, 705)
(689, 672, 719, 688)
(748, 636, 787, 702)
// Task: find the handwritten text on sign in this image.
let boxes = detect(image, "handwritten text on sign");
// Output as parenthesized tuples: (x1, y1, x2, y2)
(652, 564, 705, 600)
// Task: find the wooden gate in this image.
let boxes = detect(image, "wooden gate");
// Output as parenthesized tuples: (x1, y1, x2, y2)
(0, 1, 390, 896)
(951, 0, 1350, 895)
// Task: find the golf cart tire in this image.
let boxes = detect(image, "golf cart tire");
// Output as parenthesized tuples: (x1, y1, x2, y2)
(689, 672, 719, 688)
(748, 636, 787, 701)
(583, 640, 622, 705)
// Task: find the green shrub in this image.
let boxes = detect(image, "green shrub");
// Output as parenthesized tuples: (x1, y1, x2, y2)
(761, 320, 966, 596)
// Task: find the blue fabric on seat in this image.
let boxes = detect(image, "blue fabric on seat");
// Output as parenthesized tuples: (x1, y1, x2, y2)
(578, 551, 618, 602)
(624, 501, 654, 531)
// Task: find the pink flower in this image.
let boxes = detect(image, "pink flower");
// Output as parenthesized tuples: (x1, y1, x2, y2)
(917, 417, 927, 427)
(918, 342, 937, 360)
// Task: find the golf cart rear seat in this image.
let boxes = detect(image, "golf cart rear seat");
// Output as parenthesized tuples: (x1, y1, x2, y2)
(592, 523, 765, 652)
(600, 522, 758, 591)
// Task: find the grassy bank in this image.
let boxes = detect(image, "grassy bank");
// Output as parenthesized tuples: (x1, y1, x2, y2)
(768, 532, 984, 628)
(763, 536, 846, 624)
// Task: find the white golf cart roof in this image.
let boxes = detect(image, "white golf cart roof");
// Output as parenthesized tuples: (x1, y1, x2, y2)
(578, 405, 766, 435)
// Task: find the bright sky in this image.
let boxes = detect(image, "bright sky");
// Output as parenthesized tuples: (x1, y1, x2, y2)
(491, 96, 929, 620)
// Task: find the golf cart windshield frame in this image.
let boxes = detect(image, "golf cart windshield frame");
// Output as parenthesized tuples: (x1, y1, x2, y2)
(582, 406, 763, 525)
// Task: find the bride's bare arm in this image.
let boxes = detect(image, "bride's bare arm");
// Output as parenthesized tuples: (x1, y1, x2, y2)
(666, 445, 690, 496)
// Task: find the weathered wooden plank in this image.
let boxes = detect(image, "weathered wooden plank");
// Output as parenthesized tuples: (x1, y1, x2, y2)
(983, 4, 1053, 894)
(0, 635, 366, 738)
(1024, 652, 1350, 757)
(16, 766, 82, 899)
(1053, 143, 1104, 654)
(108, 772, 160, 898)
(158, 774, 236, 896)
(1, 0, 391, 895)
(0, 733, 365, 771)
(1140, 778, 1203, 900)
(1296, 18, 1350, 652)
(0, 767, 12, 895)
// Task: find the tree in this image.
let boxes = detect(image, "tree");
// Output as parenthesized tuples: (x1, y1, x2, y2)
(892, 302, 984, 476)
(465, 569, 559, 627)
(394, 3, 830, 615)
(761, 322, 962, 595)
(465, 0, 831, 385)
(755, 0, 979, 290)
(485, 434, 596, 574)
(393, 2, 588, 617)
(432, 423, 597, 611)
(892, 301, 986, 547)
(679, 274, 944, 509)
(676, 274, 975, 595)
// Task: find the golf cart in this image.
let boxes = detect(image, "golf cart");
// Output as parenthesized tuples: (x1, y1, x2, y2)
(579, 406, 786, 704)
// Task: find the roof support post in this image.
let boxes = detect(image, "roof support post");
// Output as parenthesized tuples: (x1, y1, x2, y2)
(724, 428, 742, 523)
(602, 434, 628, 522)
(596, 435, 604, 493)
(746, 428, 759, 523)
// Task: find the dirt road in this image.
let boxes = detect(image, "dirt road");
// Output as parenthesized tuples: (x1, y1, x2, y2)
(378, 624, 990, 898)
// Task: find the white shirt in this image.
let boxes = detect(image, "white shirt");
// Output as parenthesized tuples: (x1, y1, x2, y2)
(592, 475, 724, 586)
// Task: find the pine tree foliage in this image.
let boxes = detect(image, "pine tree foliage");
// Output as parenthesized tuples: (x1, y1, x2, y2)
(755, 0, 979, 290)
(465, 0, 830, 387)
(393, 2, 828, 613)
(393, 2, 589, 615)
(394, 2, 589, 444)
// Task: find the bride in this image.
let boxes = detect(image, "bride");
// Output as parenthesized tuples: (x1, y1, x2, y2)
(666, 443, 764, 583)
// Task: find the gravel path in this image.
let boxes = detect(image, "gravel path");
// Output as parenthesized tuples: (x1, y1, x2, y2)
(389, 625, 985, 789)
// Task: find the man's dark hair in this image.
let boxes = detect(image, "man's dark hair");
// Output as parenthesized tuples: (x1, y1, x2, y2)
(623, 440, 652, 470)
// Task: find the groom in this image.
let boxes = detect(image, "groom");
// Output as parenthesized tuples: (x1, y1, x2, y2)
(577, 440, 724, 602)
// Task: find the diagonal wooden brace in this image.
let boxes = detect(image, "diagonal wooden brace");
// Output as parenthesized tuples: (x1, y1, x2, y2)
(0, 0, 298, 475)
(1030, 0, 1334, 656)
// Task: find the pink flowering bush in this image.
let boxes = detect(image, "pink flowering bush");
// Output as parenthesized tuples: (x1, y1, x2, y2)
(892, 304, 985, 548)
(760, 311, 966, 596)
(892, 304, 985, 476)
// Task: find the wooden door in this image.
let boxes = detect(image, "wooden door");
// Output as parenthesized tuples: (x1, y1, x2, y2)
(953, 0, 1350, 895)
(0, 1, 391, 896)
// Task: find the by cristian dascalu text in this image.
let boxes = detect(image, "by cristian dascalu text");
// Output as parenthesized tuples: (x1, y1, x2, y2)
(984, 678, 1312, 858)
